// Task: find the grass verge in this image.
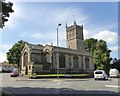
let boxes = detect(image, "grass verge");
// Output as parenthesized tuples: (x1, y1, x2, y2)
(27, 74, 91, 78)
(0, 92, 7, 96)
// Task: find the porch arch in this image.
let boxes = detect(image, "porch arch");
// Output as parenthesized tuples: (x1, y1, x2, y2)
(23, 52, 29, 66)
(44, 52, 51, 63)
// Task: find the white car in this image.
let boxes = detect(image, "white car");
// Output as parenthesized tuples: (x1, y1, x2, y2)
(94, 70, 108, 80)
(109, 69, 119, 78)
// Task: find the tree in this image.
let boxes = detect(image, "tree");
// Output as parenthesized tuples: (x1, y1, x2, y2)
(111, 58, 120, 72)
(94, 40, 112, 74)
(85, 38, 112, 74)
(84, 38, 97, 52)
(0, 0, 14, 28)
(6, 40, 26, 67)
(112, 58, 118, 64)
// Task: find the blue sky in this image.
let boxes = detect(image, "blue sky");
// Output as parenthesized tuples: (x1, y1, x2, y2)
(0, 2, 118, 62)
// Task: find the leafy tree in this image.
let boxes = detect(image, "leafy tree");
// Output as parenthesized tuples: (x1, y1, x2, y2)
(84, 38, 97, 52)
(94, 40, 112, 74)
(0, 0, 14, 28)
(111, 58, 120, 72)
(85, 38, 112, 74)
(112, 58, 118, 64)
(6, 40, 26, 67)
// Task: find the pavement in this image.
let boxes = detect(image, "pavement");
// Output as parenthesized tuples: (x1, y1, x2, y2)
(1, 73, 120, 96)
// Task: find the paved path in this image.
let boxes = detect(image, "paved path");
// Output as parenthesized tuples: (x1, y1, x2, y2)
(1, 73, 120, 95)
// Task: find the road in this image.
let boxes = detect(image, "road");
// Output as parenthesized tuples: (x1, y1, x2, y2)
(1, 73, 120, 96)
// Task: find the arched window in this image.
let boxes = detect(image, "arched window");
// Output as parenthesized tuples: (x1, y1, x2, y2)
(45, 52, 51, 63)
(85, 57, 89, 68)
(73, 56, 79, 69)
(23, 52, 28, 66)
(59, 54, 65, 68)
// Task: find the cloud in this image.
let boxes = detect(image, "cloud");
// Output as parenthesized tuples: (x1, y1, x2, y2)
(83, 28, 118, 58)
(20, 28, 66, 47)
(93, 30, 118, 45)
(90, 21, 117, 33)
(4, 2, 24, 30)
(18, 3, 89, 29)
(0, 52, 7, 63)
(2, 2, 118, 61)
(51, 7, 89, 26)
(83, 29, 91, 39)
(83, 29, 118, 46)
(109, 45, 119, 58)
(19, 4, 89, 48)
(0, 30, 2, 44)
(0, 44, 12, 62)
(109, 46, 118, 52)
(8, 0, 119, 3)
(30, 33, 43, 39)
(0, 44, 12, 51)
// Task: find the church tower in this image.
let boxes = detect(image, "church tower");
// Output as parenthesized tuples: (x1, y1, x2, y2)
(66, 21, 84, 51)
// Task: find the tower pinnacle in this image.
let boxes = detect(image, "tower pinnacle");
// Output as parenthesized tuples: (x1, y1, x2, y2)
(74, 20, 77, 25)
(66, 22, 67, 28)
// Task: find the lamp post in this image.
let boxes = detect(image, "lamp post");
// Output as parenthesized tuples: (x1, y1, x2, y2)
(69, 45, 71, 74)
(18, 53, 21, 73)
(81, 55, 83, 74)
(57, 23, 61, 78)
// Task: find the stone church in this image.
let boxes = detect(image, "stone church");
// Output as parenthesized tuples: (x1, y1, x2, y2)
(20, 21, 94, 75)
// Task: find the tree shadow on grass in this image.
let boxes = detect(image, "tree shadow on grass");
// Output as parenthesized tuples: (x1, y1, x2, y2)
(2, 87, 120, 96)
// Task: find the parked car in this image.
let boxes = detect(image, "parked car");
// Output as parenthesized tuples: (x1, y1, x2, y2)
(12, 68, 18, 71)
(11, 69, 19, 77)
(94, 70, 108, 80)
(109, 69, 119, 78)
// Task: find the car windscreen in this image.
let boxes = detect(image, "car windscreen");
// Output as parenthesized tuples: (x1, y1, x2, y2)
(95, 71, 103, 74)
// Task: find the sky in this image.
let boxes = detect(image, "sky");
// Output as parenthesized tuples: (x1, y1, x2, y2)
(0, 1, 118, 62)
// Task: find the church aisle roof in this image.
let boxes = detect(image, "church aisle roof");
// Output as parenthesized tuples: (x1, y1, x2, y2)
(24, 43, 92, 56)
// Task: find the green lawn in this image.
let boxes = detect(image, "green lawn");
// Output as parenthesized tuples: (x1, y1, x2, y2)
(72, 74, 89, 76)
(27, 73, 90, 78)
(0, 92, 7, 96)
(36, 74, 64, 77)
